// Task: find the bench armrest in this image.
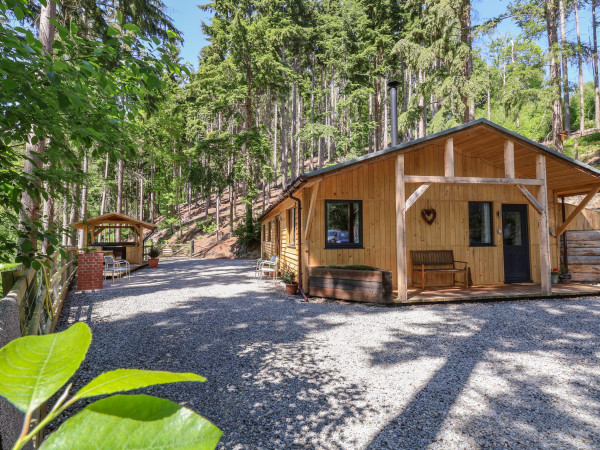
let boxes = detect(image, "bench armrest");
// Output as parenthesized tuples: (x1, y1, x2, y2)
(454, 260, 469, 265)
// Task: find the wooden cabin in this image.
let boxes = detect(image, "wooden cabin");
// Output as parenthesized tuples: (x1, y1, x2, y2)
(259, 119, 600, 302)
(73, 212, 156, 264)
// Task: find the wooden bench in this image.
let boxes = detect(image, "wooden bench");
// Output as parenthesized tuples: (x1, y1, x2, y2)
(410, 250, 469, 289)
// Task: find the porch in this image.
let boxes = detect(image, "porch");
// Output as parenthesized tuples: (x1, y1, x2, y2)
(399, 282, 600, 305)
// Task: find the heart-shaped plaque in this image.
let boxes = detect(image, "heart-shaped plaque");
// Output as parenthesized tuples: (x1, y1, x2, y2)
(421, 208, 437, 225)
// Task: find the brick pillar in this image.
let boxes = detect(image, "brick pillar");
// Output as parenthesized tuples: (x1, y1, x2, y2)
(77, 252, 104, 290)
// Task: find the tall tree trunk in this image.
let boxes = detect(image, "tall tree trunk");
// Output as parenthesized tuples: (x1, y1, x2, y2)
(68, 184, 79, 247)
(575, 0, 585, 134)
(418, 69, 426, 138)
(216, 191, 220, 241)
(78, 151, 88, 248)
(291, 80, 297, 180)
(318, 66, 325, 168)
(62, 183, 68, 246)
(310, 55, 315, 171)
(19, 1, 56, 255)
(559, 0, 570, 132)
(460, 1, 474, 123)
(272, 100, 278, 185)
(368, 92, 374, 153)
(384, 74, 388, 147)
(280, 96, 288, 186)
(41, 179, 54, 254)
(100, 153, 109, 215)
(546, 0, 564, 152)
(116, 158, 124, 240)
(140, 171, 144, 221)
(150, 165, 155, 223)
(593, 0, 600, 128)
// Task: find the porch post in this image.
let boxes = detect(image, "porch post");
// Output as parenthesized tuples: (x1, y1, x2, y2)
(395, 154, 407, 301)
(536, 154, 552, 295)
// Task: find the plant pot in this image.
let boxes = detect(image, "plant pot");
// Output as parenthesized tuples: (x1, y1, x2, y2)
(551, 274, 560, 284)
(148, 258, 159, 268)
(285, 283, 298, 295)
(559, 274, 572, 284)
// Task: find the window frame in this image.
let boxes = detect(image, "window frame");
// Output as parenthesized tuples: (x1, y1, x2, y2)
(468, 201, 495, 247)
(268, 221, 272, 242)
(324, 199, 363, 249)
(287, 206, 296, 247)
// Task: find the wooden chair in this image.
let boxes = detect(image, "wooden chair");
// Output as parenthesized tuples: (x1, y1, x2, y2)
(410, 250, 468, 289)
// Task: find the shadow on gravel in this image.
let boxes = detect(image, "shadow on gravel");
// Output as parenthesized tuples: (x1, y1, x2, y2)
(58, 259, 381, 448)
(366, 301, 600, 448)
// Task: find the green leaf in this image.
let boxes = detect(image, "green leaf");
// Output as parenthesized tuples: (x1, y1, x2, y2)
(74, 369, 205, 400)
(20, 239, 32, 254)
(13, 6, 24, 20)
(123, 23, 140, 32)
(107, 26, 120, 36)
(40, 395, 222, 449)
(0, 323, 91, 413)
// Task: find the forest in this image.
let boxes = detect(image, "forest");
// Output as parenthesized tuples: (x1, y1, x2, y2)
(2, 0, 600, 265)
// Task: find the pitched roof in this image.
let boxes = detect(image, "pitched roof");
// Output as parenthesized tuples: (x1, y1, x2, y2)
(259, 119, 600, 221)
(72, 212, 156, 230)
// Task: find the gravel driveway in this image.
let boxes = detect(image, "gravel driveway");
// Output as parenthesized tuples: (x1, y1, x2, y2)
(57, 258, 600, 449)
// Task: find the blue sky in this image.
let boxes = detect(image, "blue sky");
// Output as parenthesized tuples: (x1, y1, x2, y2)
(163, 0, 596, 83)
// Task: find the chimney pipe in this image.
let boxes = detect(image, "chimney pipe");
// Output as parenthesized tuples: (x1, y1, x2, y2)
(388, 81, 400, 147)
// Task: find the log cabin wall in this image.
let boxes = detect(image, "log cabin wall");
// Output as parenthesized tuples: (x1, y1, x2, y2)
(300, 142, 600, 290)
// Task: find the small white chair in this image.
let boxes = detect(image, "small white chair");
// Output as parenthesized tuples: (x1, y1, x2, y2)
(259, 256, 278, 282)
(255, 256, 273, 278)
(104, 255, 129, 285)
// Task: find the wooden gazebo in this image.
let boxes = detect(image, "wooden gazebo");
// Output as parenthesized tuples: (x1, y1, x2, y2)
(73, 212, 156, 264)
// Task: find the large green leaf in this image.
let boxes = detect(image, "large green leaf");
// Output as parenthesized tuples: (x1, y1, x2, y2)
(41, 395, 222, 449)
(74, 369, 205, 399)
(0, 322, 91, 413)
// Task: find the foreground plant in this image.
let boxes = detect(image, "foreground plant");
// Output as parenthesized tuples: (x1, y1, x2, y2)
(0, 323, 222, 449)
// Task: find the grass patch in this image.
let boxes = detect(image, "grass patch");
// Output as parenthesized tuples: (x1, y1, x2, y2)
(325, 264, 377, 271)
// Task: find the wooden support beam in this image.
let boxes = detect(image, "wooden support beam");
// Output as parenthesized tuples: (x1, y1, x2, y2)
(504, 140, 514, 178)
(405, 184, 430, 211)
(395, 155, 407, 302)
(515, 185, 543, 214)
(403, 176, 543, 185)
(304, 180, 321, 240)
(536, 154, 551, 296)
(555, 185, 600, 237)
(444, 138, 454, 177)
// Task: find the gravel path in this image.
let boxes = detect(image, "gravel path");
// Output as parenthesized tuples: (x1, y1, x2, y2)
(57, 258, 600, 449)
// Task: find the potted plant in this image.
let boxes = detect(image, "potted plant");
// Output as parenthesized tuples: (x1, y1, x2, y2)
(148, 246, 160, 268)
(280, 269, 298, 295)
(559, 265, 572, 284)
(551, 268, 560, 284)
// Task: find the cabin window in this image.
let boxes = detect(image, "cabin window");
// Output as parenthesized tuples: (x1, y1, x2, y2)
(325, 200, 363, 248)
(287, 207, 296, 247)
(262, 224, 265, 242)
(469, 202, 493, 246)
(268, 221, 272, 242)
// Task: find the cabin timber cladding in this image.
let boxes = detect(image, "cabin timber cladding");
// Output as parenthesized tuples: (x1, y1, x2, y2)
(260, 119, 600, 300)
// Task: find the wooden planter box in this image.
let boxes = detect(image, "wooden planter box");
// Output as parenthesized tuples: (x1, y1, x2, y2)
(77, 252, 104, 290)
(308, 266, 393, 303)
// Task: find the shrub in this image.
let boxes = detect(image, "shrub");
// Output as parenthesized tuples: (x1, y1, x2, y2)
(149, 246, 161, 259)
(280, 269, 296, 285)
(196, 219, 217, 235)
(234, 216, 261, 246)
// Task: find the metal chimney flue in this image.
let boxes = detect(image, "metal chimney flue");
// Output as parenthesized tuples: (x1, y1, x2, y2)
(388, 81, 400, 147)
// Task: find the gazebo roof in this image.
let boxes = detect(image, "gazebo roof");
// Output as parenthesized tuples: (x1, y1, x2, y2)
(72, 212, 156, 230)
